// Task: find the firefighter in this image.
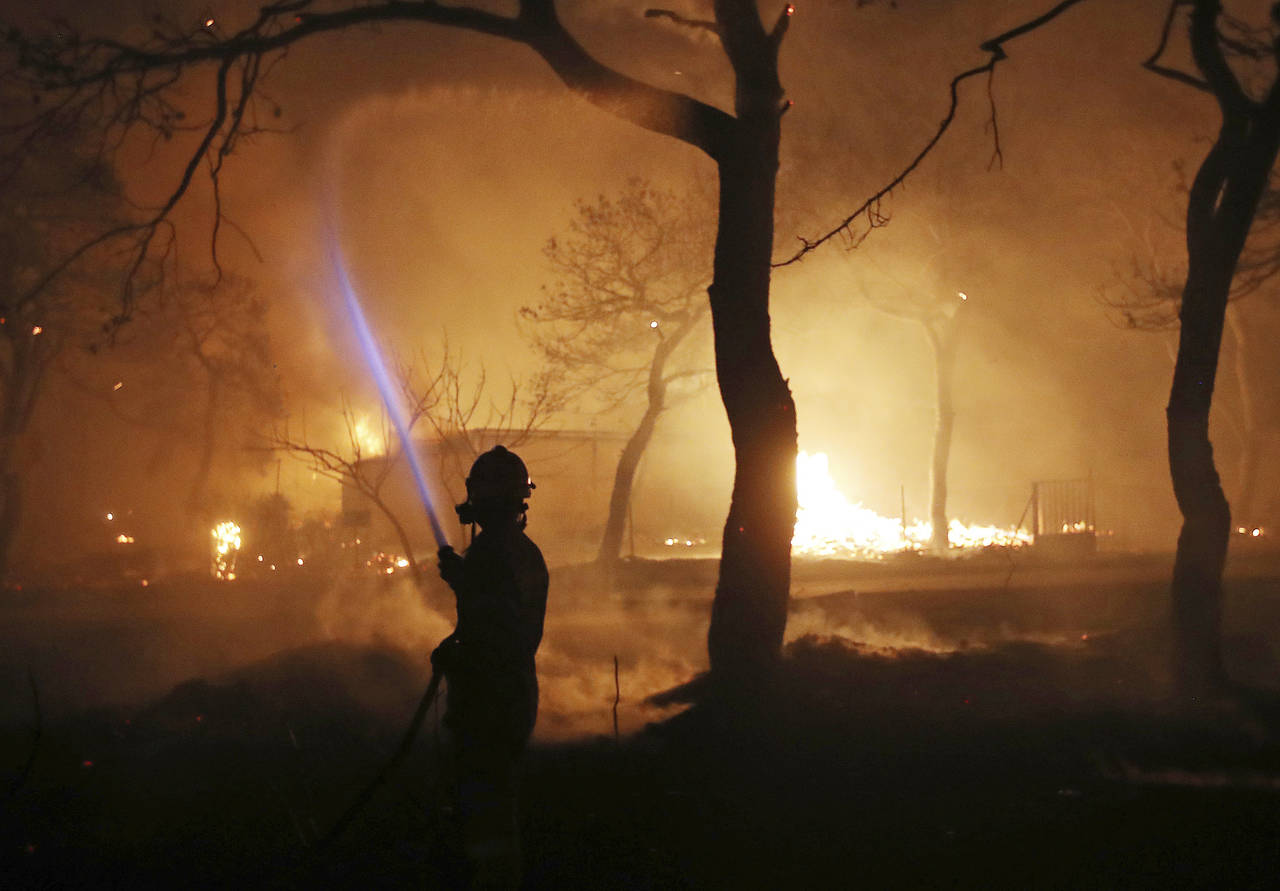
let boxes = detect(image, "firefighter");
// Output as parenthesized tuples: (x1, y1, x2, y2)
(432, 445, 548, 888)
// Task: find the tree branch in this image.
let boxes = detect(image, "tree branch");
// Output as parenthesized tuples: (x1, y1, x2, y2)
(4, 0, 738, 310)
(1189, 0, 1255, 115)
(1143, 0, 1214, 94)
(776, 0, 1090, 267)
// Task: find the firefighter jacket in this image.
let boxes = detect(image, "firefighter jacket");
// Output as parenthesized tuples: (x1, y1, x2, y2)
(436, 524, 548, 750)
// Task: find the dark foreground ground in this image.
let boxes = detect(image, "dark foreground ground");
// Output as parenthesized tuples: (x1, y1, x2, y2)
(4, 551, 1280, 889)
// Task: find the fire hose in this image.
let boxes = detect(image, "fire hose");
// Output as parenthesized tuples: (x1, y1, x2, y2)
(320, 660, 443, 847)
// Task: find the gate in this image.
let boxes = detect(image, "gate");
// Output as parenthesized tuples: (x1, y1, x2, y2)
(1031, 477, 1096, 555)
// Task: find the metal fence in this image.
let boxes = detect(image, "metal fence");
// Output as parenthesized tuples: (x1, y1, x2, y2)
(1031, 477, 1096, 538)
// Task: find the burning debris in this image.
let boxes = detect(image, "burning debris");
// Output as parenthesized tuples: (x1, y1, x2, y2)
(659, 453, 1033, 559)
(211, 521, 242, 581)
(352, 414, 387, 457)
(366, 552, 413, 575)
(792, 452, 1031, 559)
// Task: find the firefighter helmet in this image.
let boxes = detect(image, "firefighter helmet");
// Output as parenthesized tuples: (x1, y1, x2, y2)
(465, 445, 534, 501)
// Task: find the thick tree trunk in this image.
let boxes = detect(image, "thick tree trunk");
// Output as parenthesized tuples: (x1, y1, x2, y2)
(1169, 94, 1280, 694)
(1168, 285, 1232, 693)
(1225, 305, 1258, 525)
(926, 322, 958, 555)
(705, 105, 797, 686)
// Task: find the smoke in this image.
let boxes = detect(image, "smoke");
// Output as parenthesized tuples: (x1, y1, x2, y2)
(310, 571, 702, 740)
(313, 574, 455, 654)
(304, 566, 1111, 742)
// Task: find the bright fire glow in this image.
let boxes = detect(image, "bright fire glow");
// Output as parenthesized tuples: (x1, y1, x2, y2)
(115, 534, 134, 544)
(211, 521, 242, 581)
(791, 451, 1031, 558)
(353, 415, 386, 456)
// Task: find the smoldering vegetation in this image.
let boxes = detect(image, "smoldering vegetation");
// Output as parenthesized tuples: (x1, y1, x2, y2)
(5, 553, 1280, 887)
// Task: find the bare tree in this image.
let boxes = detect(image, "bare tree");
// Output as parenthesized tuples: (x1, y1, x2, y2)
(522, 180, 712, 566)
(114, 275, 282, 515)
(850, 241, 969, 555)
(3, 0, 1092, 684)
(1140, 0, 1280, 695)
(271, 397, 425, 581)
(1103, 164, 1280, 531)
(0, 93, 132, 580)
(270, 342, 558, 583)
(0, 1, 800, 684)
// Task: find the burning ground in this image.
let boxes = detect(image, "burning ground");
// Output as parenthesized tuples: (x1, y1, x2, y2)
(4, 551, 1280, 888)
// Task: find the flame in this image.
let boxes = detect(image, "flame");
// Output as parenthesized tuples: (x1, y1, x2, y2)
(353, 415, 386, 457)
(115, 533, 135, 544)
(211, 521, 242, 581)
(791, 451, 1031, 558)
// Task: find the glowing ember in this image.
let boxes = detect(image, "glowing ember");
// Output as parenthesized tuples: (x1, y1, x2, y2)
(211, 521, 242, 581)
(791, 451, 1030, 558)
(115, 533, 135, 544)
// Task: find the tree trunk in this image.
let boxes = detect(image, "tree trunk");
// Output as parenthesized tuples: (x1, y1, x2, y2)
(0, 328, 50, 584)
(597, 403, 661, 566)
(926, 321, 958, 555)
(1169, 87, 1280, 694)
(1168, 267, 1233, 693)
(186, 376, 220, 518)
(1225, 304, 1258, 525)
(705, 75, 797, 686)
(596, 317, 697, 566)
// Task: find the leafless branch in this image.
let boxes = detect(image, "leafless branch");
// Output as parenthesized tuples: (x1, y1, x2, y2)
(1143, 1, 1214, 93)
(776, 0, 1091, 267)
(3, 0, 738, 310)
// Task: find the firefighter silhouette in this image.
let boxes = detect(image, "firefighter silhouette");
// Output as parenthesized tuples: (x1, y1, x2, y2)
(432, 445, 547, 887)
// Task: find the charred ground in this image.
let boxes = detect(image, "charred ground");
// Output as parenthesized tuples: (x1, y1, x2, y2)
(4, 552, 1280, 889)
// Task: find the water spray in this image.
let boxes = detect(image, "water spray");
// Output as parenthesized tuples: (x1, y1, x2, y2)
(317, 181, 457, 850)
(325, 230, 450, 552)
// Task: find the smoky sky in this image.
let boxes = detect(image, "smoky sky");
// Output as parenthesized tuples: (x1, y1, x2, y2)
(6, 0, 1275, 562)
